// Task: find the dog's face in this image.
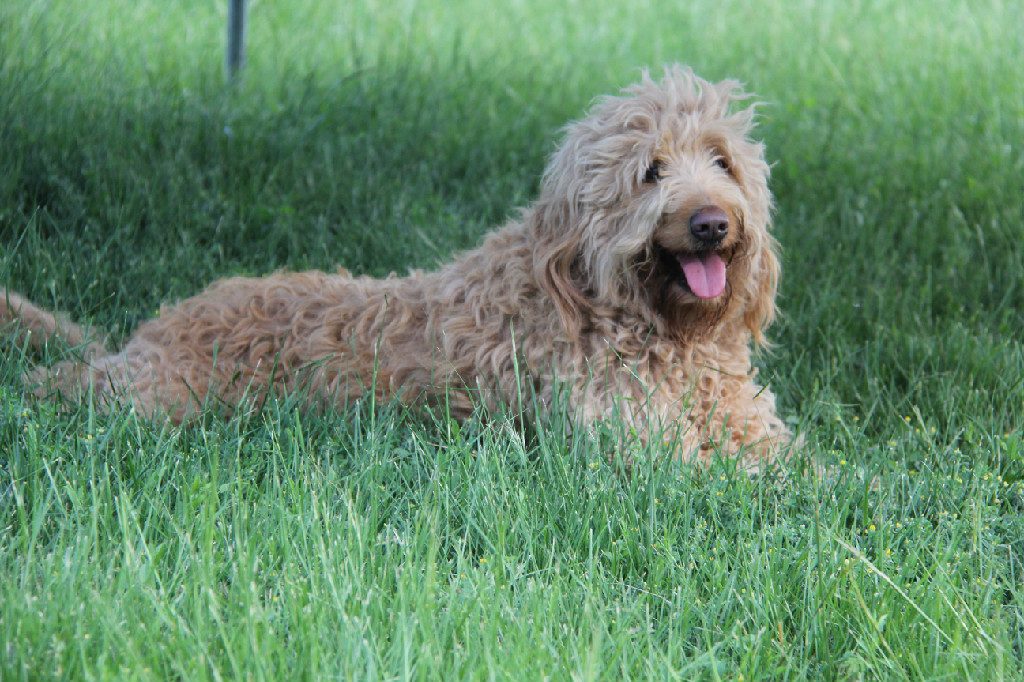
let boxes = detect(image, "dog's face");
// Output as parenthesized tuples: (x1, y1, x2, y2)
(534, 66, 779, 344)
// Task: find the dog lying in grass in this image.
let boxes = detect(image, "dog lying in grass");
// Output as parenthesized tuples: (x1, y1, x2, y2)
(2, 66, 791, 469)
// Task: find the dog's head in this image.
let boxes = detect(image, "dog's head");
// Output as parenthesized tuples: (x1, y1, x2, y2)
(533, 65, 779, 345)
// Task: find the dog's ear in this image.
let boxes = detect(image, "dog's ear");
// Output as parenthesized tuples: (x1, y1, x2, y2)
(531, 201, 591, 339)
(743, 236, 780, 346)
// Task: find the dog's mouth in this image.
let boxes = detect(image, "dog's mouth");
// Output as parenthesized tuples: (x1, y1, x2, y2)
(656, 246, 732, 299)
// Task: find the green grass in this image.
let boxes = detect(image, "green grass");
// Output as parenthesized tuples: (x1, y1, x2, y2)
(2, 0, 1023, 678)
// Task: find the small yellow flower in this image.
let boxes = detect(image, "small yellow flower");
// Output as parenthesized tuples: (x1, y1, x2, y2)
(839, 459, 847, 466)
(868, 524, 876, 532)
(885, 548, 893, 558)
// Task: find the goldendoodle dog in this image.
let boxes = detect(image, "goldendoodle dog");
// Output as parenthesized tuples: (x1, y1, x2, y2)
(2, 66, 791, 469)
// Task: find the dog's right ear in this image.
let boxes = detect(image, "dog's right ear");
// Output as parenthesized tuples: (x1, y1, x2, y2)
(530, 200, 591, 340)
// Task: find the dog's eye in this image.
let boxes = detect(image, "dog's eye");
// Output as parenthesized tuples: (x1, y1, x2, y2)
(644, 160, 662, 184)
(714, 157, 731, 173)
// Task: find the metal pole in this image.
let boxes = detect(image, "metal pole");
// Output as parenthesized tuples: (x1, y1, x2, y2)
(227, 0, 247, 81)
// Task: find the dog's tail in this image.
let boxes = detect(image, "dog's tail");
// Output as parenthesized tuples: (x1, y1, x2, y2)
(1, 289, 108, 359)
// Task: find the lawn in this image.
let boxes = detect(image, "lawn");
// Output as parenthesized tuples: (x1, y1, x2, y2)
(2, 0, 1023, 678)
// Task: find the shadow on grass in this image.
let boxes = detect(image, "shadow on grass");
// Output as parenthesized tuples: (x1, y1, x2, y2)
(0, 60, 575, 319)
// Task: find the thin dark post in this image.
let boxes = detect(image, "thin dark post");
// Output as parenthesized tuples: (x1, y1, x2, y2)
(226, 0, 247, 80)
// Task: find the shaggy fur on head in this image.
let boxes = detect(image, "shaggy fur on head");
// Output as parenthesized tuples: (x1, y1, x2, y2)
(2, 66, 791, 469)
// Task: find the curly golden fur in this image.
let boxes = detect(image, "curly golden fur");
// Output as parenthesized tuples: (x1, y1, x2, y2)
(2, 66, 791, 469)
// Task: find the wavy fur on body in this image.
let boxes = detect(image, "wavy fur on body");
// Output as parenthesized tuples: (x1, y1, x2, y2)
(2, 66, 791, 469)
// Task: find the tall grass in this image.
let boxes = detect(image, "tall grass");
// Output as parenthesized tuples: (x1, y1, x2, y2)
(1, 0, 1022, 678)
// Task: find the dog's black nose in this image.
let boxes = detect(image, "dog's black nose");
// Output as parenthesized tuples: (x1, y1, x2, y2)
(689, 206, 729, 244)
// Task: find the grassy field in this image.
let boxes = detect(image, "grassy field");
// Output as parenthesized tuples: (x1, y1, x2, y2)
(2, 0, 1023, 678)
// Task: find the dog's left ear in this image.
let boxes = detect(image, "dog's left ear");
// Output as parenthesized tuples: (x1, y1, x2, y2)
(743, 237, 780, 346)
(726, 108, 776, 346)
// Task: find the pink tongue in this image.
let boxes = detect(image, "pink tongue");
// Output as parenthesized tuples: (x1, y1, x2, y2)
(678, 253, 726, 299)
